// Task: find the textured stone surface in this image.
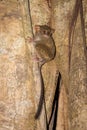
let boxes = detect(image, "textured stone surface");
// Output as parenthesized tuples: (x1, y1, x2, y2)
(0, 0, 87, 130)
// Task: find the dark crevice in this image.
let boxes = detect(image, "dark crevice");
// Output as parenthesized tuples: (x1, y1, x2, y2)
(48, 73, 61, 130)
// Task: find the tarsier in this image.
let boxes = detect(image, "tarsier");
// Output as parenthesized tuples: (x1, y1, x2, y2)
(29, 25, 56, 119)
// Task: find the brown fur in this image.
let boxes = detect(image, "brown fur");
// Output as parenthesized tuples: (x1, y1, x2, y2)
(34, 25, 56, 120)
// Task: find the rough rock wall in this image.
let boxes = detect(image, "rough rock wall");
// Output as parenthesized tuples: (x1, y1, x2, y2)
(0, 0, 35, 130)
(51, 0, 87, 130)
(0, 0, 87, 130)
(0, 0, 54, 130)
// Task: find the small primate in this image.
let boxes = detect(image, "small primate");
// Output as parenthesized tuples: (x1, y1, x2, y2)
(34, 25, 55, 64)
(29, 25, 56, 119)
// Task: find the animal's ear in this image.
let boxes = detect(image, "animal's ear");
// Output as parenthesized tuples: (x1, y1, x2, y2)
(51, 29, 55, 34)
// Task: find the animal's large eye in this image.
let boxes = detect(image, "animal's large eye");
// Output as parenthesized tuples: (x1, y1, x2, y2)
(43, 30, 46, 34)
(47, 31, 50, 35)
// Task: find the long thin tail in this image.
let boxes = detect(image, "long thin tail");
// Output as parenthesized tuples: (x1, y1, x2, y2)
(35, 69, 44, 119)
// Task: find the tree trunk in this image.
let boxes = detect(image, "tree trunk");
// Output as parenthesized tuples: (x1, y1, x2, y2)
(0, 0, 87, 130)
(69, 4, 87, 130)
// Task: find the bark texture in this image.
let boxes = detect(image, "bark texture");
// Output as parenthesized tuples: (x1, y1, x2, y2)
(69, 9, 87, 130)
(0, 0, 87, 130)
(0, 1, 36, 130)
(51, 0, 87, 130)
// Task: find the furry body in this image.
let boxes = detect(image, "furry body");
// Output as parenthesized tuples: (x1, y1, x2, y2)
(34, 25, 56, 119)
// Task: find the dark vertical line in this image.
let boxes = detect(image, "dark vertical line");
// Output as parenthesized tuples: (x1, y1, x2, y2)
(48, 73, 61, 130)
(79, 0, 87, 74)
(27, 0, 34, 38)
(69, 0, 80, 70)
(79, 0, 86, 45)
(53, 73, 61, 130)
